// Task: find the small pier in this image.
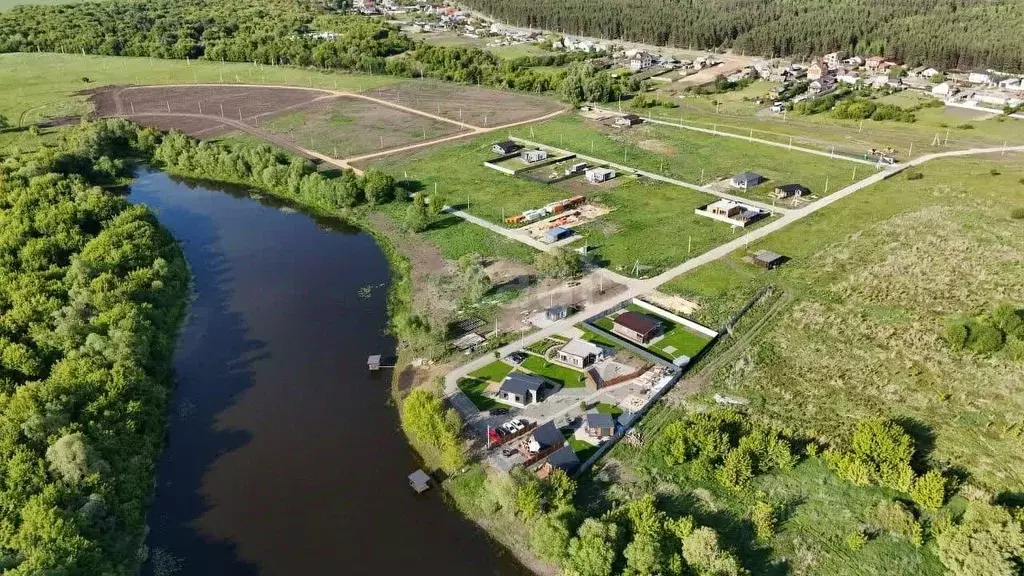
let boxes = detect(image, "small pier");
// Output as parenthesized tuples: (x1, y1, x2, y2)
(367, 354, 397, 371)
(408, 469, 432, 493)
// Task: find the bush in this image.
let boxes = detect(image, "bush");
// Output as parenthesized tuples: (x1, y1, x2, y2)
(875, 500, 923, 545)
(751, 501, 776, 540)
(906, 171, 924, 180)
(847, 530, 868, 550)
(967, 322, 1004, 354)
(531, 512, 572, 564)
(911, 469, 947, 510)
(717, 449, 754, 489)
(937, 500, 1024, 576)
(943, 319, 970, 350)
(1012, 207, 1024, 219)
(990, 168, 1001, 176)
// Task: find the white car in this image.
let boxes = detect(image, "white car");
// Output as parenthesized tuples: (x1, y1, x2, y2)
(502, 422, 518, 434)
(509, 420, 525, 432)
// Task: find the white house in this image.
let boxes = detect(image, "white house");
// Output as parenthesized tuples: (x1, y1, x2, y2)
(585, 167, 616, 184)
(837, 74, 861, 85)
(629, 51, 653, 72)
(556, 338, 603, 368)
(999, 78, 1023, 91)
(968, 71, 993, 85)
(921, 67, 940, 79)
(931, 81, 956, 97)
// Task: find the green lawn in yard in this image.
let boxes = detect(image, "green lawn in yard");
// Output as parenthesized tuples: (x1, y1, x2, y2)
(561, 427, 600, 461)
(594, 402, 623, 417)
(526, 338, 561, 355)
(469, 360, 514, 382)
(593, 305, 712, 362)
(579, 326, 625, 351)
(521, 355, 587, 388)
(457, 377, 500, 411)
(511, 114, 859, 200)
(0, 53, 397, 126)
(661, 155, 1024, 491)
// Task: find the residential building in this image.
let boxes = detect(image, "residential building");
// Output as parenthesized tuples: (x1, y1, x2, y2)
(492, 140, 519, 155)
(999, 78, 1023, 91)
(931, 81, 957, 97)
(585, 412, 617, 438)
(843, 56, 864, 67)
(968, 70, 993, 85)
(556, 338, 603, 368)
(525, 421, 565, 455)
(921, 67, 941, 79)
(536, 445, 579, 479)
(521, 149, 548, 163)
(772, 183, 810, 199)
(730, 172, 765, 189)
(809, 77, 836, 94)
(544, 227, 573, 244)
(837, 74, 861, 85)
(611, 311, 660, 345)
(824, 51, 845, 69)
(869, 75, 890, 89)
(585, 167, 616, 183)
(498, 373, 547, 407)
(696, 199, 767, 227)
(865, 56, 895, 72)
(615, 113, 642, 127)
(807, 58, 828, 81)
(751, 250, 785, 269)
(545, 305, 570, 321)
(629, 51, 653, 72)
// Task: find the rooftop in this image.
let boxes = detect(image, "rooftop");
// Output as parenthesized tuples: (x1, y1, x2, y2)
(531, 421, 564, 450)
(585, 412, 616, 430)
(545, 444, 580, 471)
(732, 171, 764, 184)
(754, 250, 784, 263)
(613, 310, 660, 335)
(499, 373, 546, 396)
(559, 338, 603, 358)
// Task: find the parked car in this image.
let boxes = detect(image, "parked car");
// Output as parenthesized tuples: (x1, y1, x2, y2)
(502, 422, 518, 434)
(502, 448, 517, 457)
(489, 407, 509, 416)
(511, 418, 527, 429)
(507, 352, 528, 364)
(508, 420, 525, 432)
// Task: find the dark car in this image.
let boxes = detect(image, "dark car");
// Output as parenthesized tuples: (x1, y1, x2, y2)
(489, 407, 510, 416)
(507, 352, 528, 364)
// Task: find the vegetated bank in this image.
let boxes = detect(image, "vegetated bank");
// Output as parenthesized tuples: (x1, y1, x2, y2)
(0, 121, 189, 573)
(460, 0, 1024, 72)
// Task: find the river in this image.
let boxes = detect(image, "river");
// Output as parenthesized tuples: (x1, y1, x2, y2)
(129, 169, 530, 576)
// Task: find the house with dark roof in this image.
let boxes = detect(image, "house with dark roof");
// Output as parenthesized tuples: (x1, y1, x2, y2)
(771, 183, 810, 199)
(615, 113, 642, 127)
(546, 305, 570, 321)
(498, 373, 547, 407)
(730, 172, 766, 189)
(751, 250, 785, 270)
(612, 311, 660, 344)
(525, 421, 565, 454)
(544, 227, 573, 244)
(536, 444, 580, 479)
(492, 140, 520, 155)
(585, 412, 617, 438)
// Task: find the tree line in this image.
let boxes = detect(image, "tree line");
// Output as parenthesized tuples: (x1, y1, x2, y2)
(0, 119, 189, 574)
(463, 0, 1024, 72)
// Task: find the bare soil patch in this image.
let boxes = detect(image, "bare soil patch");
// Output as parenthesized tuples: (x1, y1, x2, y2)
(128, 114, 233, 137)
(89, 85, 327, 118)
(367, 211, 455, 317)
(362, 80, 563, 127)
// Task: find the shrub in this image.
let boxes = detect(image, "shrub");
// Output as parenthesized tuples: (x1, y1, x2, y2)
(967, 322, 1004, 354)
(875, 500, 923, 545)
(751, 501, 776, 540)
(990, 168, 1001, 176)
(1007, 337, 1024, 362)
(956, 123, 974, 129)
(1012, 207, 1024, 219)
(906, 171, 924, 180)
(847, 530, 868, 550)
(531, 512, 572, 564)
(937, 500, 1024, 576)
(911, 469, 947, 510)
(943, 319, 970, 350)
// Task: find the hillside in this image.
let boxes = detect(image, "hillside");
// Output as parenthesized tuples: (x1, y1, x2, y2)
(460, 0, 1024, 72)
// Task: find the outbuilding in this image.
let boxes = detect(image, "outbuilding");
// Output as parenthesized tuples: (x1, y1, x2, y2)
(545, 305, 570, 321)
(544, 227, 573, 244)
(731, 172, 765, 189)
(521, 149, 548, 163)
(585, 167, 616, 183)
(408, 469, 431, 493)
(536, 445, 580, 479)
(492, 140, 520, 155)
(615, 114, 642, 127)
(611, 311, 660, 344)
(752, 250, 785, 269)
(585, 412, 617, 438)
(771, 183, 810, 199)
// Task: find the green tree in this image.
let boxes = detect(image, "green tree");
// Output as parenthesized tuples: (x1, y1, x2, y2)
(531, 512, 572, 564)
(943, 319, 970, 350)
(937, 500, 1024, 576)
(0, 114, 10, 132)
(460, 262, 491, 302)
(362, 169, 396, 205)
(875, 500, 923, 545)
(534, 247, 583, 279)
(681, 527, 747, 576)
(564, 518, 619, 576)
(968, 322, 1004, 354)
(544, 468, 577, 511)
(911, 469, 947, 510)
(405, 200, 430, 232)
(45, 432, 108, 485)
(750, 501, 776, 540)
(513, 471, 544, 520)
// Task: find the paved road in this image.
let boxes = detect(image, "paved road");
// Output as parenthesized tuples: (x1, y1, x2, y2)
(595, 106, 879, 166)
(443, 144, 1024, 405)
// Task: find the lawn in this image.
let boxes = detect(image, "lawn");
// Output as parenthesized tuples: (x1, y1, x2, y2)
(521, 354, 587, 388)
(561, 427, 600, 461)
(594, 402, 623, 417)
(649, 322, 712, 361)
(457, 377, 505, 411)
(469, 360, 513, 382)
(511, 114, 860, 200)
(0, 53, 397, 126)
(662, 155, 1024, 492)
(526, 338, 562, 355)
(259, 97, 460, 158)
(573, 178, 762, 275)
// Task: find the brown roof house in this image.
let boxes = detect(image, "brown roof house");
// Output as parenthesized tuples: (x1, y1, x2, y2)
(612, 311, 660, 345)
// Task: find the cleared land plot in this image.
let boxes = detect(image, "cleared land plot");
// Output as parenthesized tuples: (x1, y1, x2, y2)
(573, 179, 766, 275)
(362, 79, 563, 127)
(521, 355, 587, 388)
(0, 53, 397, 126)
(512, 114, 859, 201)
(663, 157, 1024, 492)
(258, 96, 463, 158)
(93, 84, 326, 121)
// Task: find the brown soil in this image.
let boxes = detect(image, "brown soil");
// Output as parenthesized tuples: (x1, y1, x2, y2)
(366, 211, 455, 318)
(129, 114, 233, 137)
(363, 80, 563, 127)
(88, 85, 327, 118)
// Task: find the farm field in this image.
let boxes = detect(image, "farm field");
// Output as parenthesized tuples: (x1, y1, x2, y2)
(0, 53, 398, 126)
(663, 156, 1024, 492)
(363, 79, 564, 127)
(258, 96, 463, 158)
(512, 114, 859, 200)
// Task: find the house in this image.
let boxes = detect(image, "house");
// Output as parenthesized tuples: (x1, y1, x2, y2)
(521, 149, 548, 163)
(843, 56, 864, 67)
(931, 81, 957, 97)
(544, 226, 573, 244)
(730, 172, 765, 189)
(696, 199, 767, 227)
(772, 183, 810, 199)
(869, 75, 890, 89)
(615, 113, 642, 127)
(824, 51, 845, 70)
(585, 412, 617, 438)
(536, 445, 580, 479)
(921, 67, 940, 79)
(585, 167, 616, 184)
(556, 338, 603, 368)
(545, 305, 570, 321)
(751, 250, 785, 269)
(498, 373, 547, 407)
(492, 140, 519, 155)
(807, 59, 828, 81)
(968, 70, 992, 85)
(865, 56, 894, 72)
(999, 78, 1023, 91)
(837, 74, 861, 85)
(629, 51, 653, 72)
(525, 421, 565, 454)
(808, 78, 835, 94)
(565, 162, 588, 176)
(612, 311, 660, 345)
(709, 200, 743, 217)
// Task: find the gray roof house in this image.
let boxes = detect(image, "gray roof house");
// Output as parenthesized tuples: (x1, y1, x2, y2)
(536, 444, 580, 478)
(498, 373, 547, 407)
(730, 172, 766, 189)
(528, 421, 566, 453)
(585, 412, 617, 437)
(546, 305, 570, 321)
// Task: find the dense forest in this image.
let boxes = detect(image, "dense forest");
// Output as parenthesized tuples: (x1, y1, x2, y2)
(463, 0, 1024, 72)
(0, 120, 188, 573)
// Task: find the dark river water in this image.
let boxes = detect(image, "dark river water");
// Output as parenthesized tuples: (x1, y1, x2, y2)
(129, 169, 529, 576)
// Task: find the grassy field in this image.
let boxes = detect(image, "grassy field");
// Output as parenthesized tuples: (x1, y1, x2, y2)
(521, 355, 586, 388)
(512, 114, 860, 199)
(0, 53, 398, 126)
(469, 360, 514, 383)
(0, 0, 78, 8)
(594, 402, 623, 417)
(562, 427, 600, 461)
(456, 377, 500, 411)
(259, 97, 460, 158)
(663, 155, 1024, 492)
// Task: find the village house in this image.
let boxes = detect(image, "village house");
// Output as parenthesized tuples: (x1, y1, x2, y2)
(931, 81, 957, 97)
(585, 412, 617, 438)
(806, 58, 828, 81)
(521, 149, 548, 163)
(523, 421, 565, 455)
(696, 199, 767, 227)
(535, 445, 580, 479)
(556, 338, 603, 368)
(837, 73, 861, 85)
(585, 167, 616, 184)
(611, 311, 660, 345)
(968, 70, 993, 85)
(808, 77, 836, 94)
(772, 183, 810, 199)
(545, 305, 570, 321)
(921, 67, 941, 79)
(730, 171, 766, 189)
(491, 140, 519, 155)
(615, 113, 642, 127)
(629, 51, 653, 72)
(497, 373, 547, 407)
(824, 51, 845, 70)
(843, 56, 864, 67)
